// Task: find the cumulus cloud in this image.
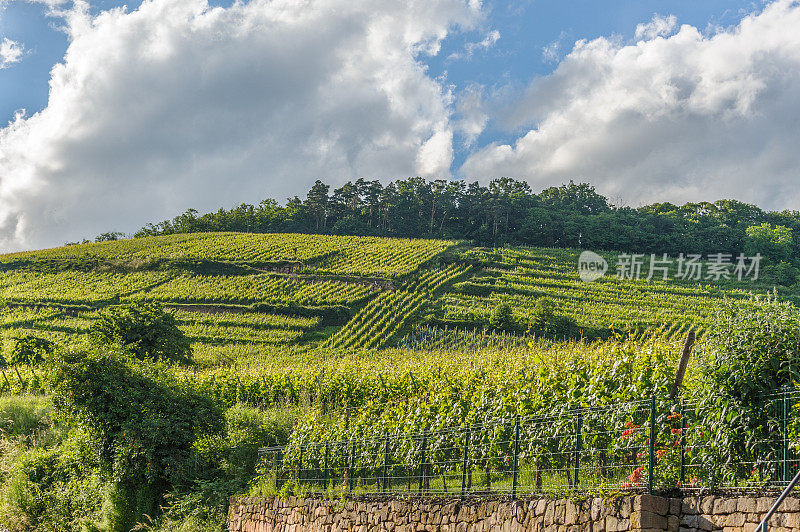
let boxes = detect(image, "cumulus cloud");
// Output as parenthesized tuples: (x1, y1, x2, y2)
(0, 38, 24, 68)
(460, 0, 800, 210)
(0, 0, 481, 251)
(635, 14, 677, 40)
(454, 84, 489, 146)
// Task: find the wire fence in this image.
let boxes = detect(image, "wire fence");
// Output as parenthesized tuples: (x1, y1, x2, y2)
(259, 388, 800, 497)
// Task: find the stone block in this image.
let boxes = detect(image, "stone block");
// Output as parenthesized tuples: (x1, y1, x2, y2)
(565, 501, 578, 525)
(713, 499, 737, 515)
(634, 511, 668, 530)
(756, 498, 773, 514)
(697, 515, 715, 531)
(702, 498, 717, 515)
(605, 516, 628, 532)
(591, 499, 603, 522)
(637, 495, 670, 516)
(781, 497, 800, 512)
(555, 501, 566, 524)
(737, 499, 756, 514)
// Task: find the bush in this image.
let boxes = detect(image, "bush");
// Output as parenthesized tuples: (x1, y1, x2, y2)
(90, 301, 191, 363)
(0, 428, 106, 531)
(489, 302, 514, 332)
(529, 297, 576, 337)
(8, 336, 56, 366)
(694, 296, 800, 484)
(159, 404, 294, 528)
(50, 348, 222, 531)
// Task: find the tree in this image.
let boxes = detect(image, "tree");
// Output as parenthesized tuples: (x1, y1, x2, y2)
(90, 302, 192, 364)
(489, 302, 514, 332)
(305, 180, 330, 231)
(745, 223, 793, 263)
(50, 348, 221, 531)
(9, 335, 55, 366)
(95, 231, 126, 242)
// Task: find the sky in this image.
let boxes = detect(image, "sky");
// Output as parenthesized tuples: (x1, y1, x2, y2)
(0, 0, 798, 251)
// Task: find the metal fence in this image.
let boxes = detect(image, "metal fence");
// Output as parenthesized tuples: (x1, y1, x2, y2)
(259, 388, 800, 497)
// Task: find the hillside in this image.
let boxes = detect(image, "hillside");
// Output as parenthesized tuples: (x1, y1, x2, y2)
(0, 232, 789, 365)
(1, 231, 799, 530)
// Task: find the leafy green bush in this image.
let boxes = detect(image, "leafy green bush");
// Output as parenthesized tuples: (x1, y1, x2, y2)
(156, 404, 294, 528)
(90, 301, 191, 363)
(694, 296, 800, 484)
(0, 428, 106, 532)
(8, 336, 56, 367)
(489, 302, 514, 331)
(50, 348, 222, 531)
(528, 297, 576, 337)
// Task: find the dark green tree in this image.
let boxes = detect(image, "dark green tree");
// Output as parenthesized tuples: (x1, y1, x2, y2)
(90, 302, 191, 364)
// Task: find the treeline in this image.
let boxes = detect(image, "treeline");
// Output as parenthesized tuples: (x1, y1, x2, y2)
(132, 178, 799, 261)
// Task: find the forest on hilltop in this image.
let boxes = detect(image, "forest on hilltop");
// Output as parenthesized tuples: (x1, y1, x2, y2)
(128, 179, 800, 264)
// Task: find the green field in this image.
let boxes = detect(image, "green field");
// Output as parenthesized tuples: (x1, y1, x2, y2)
(1, 232, 797, 530)
(0, 233, 787, 364)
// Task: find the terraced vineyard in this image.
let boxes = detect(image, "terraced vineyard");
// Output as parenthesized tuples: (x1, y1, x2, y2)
(422, 247, 768, 340)
(0, 232, 458, 361)
(0, 234, 788, 363)
(1, 232, 452, 278)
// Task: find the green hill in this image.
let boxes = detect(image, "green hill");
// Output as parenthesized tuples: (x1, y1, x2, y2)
(1, 232, 799, 530)
(0, 232, 789, 364)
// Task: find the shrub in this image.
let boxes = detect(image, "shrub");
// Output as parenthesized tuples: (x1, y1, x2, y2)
(50, 348, 222, 531)
(529, 297, 576, 337)
(489, 302, 514, 332)
(90, 301, 191, 363)
(8, 336, 56, 367)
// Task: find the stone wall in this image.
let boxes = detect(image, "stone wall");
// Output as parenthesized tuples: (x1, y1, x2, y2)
(228, 494, 800, 532)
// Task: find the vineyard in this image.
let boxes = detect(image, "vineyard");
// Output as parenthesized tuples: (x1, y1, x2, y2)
(1, 231, 799, 530)
(423, 248, 767, 339)
(0, 234, 791, 372)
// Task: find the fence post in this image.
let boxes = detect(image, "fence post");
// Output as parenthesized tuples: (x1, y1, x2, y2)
(575, 408, 583, 492)
(298, 445, 304, 485)
(382, 434, 390, 494)
(461, 427, 471, 499)
(348, 439, 355, 493)
(783, 390, 789, 483)
(274, 448, 283, 490)
(419, 433, 428, 495)
(679, 400, 686, 487)
(649, 396, 656, 494)
(324, 442, 330, 490)
(512, 415, 520, 500)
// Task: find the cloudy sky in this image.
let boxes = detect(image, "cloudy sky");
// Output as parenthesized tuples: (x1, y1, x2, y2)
(0, 0, 798, 251)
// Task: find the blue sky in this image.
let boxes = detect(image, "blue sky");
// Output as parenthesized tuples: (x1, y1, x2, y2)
(0, 0, 798, 251)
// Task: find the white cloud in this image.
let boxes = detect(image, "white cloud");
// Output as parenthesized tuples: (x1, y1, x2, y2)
(454, 84, 488, 146)
(635, 14, 677, 40)
(0, 37, 24, 68)
(447, 28, 499, 61)
(0, 0, 482, 251)
(541, 31, 567, 63)
(460, 0, 800, 210)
